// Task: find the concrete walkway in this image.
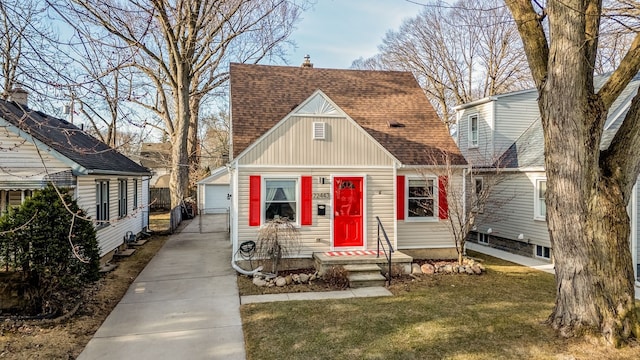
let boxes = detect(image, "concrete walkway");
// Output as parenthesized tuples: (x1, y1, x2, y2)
(78, 218, 245, 360)
(466, 242, 640, 300)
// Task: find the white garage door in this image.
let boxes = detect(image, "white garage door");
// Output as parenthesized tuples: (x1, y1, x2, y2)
(203, 184, 231, 214)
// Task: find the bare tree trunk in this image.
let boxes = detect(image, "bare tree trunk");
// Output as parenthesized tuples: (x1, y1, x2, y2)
(169, 69, 191, 209)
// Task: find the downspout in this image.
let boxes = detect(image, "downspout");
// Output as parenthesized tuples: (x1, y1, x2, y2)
(231, 259, 263, 276)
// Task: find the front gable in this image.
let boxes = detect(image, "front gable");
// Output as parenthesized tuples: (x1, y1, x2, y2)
(235, 91, 398, 167)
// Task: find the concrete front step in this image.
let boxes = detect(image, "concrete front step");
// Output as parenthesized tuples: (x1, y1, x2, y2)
(343, 264, 388, 288)
(313, 251, 413, 277)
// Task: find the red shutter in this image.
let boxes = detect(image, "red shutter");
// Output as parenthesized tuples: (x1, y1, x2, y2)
(438, 175, 449, 220)
(396, 175, 405, 220)
(249, 175, 261, 226)
(301, 176, 312, 225)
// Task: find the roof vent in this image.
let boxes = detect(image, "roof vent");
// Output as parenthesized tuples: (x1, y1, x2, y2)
(301, 54, 314, 68)
(387, 120, 405, 128)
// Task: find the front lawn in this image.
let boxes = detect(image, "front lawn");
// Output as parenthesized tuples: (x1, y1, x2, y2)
(240, 252, 640, 360)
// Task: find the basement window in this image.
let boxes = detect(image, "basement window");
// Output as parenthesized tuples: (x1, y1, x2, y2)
(535, 245, 551, 260)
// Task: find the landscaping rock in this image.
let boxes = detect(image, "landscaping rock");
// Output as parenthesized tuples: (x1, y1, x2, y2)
(420, 264, 435, 274)
(253, 277, 267, 287)
(299, 273, 310, 283)
(442, 264, 453, 274)
(275, 277, 287, 287)
(292, 274, 300, 283)
(411, 263, 422, 274)
(285, 275, 293, 285)
(471, 264, 482, 274)
(465, 266, 475, 275)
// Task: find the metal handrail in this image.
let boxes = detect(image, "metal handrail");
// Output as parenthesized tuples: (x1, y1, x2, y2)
(375, 216, 394, 285)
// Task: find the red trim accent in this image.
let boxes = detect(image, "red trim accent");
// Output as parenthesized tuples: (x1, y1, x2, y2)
(396, 175, 405, 220)
(249, 175, 261, 226)
(438, 176, 449, 220)
(301, 176, 312, 225)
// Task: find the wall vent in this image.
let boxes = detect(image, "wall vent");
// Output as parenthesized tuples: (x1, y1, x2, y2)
(313, 122, 326, 140)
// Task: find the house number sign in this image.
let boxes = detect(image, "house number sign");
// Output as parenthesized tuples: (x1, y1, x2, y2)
(313, 192, 330, 199)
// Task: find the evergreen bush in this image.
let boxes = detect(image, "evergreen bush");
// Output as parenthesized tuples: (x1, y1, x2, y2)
(0, 184, 99, 315)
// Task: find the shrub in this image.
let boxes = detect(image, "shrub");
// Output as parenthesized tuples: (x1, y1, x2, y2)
(323, 265, 350, 289)
(0, 184, 99, 315)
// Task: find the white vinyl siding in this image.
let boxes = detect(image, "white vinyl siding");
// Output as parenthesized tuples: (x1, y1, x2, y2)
(78, 176, 148, 258)
(492, 90, 541, 156)
(0, 122, 70, 184)
(234, 167, 394, 259)
(456, 103, 494, 166)
(474, 171, 551, 248)
(238, 116, 395, 166)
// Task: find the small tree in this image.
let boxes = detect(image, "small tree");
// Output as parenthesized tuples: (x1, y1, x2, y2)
(254, 218, 300, 276)
(418, 151, 512, 265)
(0, 184, 99, 315)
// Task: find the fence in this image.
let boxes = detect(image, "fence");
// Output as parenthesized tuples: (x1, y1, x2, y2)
(150, 188, 171, 210)
(168, 205, 183, 233)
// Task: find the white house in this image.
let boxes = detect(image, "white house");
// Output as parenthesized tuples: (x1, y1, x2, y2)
(228, 62, 467, 266)
(454, 73, 640, 284)
(0, 95, 152, 261)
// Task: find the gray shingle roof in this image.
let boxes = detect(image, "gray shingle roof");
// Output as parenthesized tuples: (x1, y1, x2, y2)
(0, 99, 150, 175)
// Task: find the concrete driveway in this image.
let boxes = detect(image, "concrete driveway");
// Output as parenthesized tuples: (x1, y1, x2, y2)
(78, 217, 245, 360)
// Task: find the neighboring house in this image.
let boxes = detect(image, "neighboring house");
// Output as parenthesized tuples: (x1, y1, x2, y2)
(0, 96, 152, 261)
(197, 166, 231, 214)
(455, 73, 640, 284)
(139, 142, 172, 187)
(228, 62, 467, 265)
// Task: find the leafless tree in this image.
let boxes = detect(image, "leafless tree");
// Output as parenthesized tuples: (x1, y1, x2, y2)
(506, 0, 640, 346)
(55, 0, 306, 208)
(352, 0, 533, 127)
(0, 0, 64, 104)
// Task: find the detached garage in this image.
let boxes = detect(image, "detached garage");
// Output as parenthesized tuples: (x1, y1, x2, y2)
(197, 167, 231, 214)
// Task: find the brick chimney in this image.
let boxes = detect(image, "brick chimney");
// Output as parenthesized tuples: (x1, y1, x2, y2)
(9, 86, 28, 106)
(301, 54, 313, 68)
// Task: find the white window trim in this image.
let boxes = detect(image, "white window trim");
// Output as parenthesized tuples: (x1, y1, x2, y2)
(118, 179, 128, 218)
(96, 180, 110, 226)
(535, 244, 551, 260)
(405, 176, 438, 222)
(534, 178, 547, 221)
(472, 176, 484, 213)
(478, 232, 489, 244)
(262, 176, 301, 227)
(468, 114, 479, 148)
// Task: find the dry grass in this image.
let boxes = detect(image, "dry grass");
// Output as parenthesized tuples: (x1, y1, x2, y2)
(0, 234, 169, 359)
(148, 210, 171, 233)
(241, 251, 640, 360)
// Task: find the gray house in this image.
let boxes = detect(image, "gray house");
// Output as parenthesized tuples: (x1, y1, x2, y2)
(0, 96, 152, 261)
(455, 73, 640, 285)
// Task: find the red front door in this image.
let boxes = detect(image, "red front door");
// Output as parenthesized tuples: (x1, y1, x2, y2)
(333, 177, 364, 248)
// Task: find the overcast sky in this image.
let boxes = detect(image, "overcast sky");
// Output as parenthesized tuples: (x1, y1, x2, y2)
(284, 0, 424, 69)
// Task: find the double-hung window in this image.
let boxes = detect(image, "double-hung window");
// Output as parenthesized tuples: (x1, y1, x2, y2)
(118, 179, 128, 218)
(534, 179, 546, 220)
(407, 178, 435, 219)
(469, 114, 479, 147)
(96, 180, 109, 226)
(133, 179, 138, 209)
(264, 179, 298, 222)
